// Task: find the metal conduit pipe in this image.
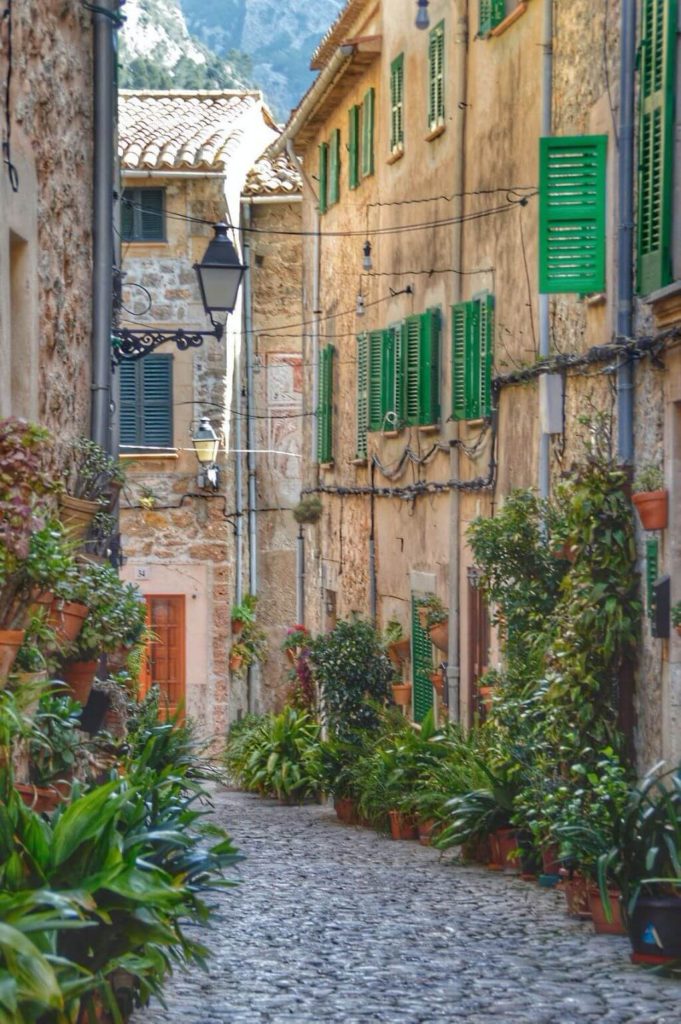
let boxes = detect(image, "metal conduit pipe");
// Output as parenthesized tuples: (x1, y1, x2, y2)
(616, 0, 636, 465)
(538, 0, 553, 500)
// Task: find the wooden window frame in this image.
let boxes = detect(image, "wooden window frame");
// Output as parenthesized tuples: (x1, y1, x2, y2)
(390, 54, 405, 155)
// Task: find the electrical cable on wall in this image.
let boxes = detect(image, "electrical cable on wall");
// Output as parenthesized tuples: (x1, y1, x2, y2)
(2, 0, 19, 192)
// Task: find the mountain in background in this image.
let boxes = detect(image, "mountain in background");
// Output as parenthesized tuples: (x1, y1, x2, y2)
(119, 0, 254, 93)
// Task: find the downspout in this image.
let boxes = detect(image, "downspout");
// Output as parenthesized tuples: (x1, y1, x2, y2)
(538, 0, 553, 499)
(242, 204, 257, 713)
(234, 212, 245, 606)
(616, 0, 636, 465)
(296, 525, 305, 624)
(91, 0, 118, 453)
(446, 0, 469, 723)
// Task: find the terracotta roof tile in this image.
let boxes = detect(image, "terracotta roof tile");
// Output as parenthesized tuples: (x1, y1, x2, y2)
(244, 152, 302, 197)
(119, 90, 263, 171)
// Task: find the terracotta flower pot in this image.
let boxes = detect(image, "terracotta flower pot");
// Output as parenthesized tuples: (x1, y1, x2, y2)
(334, 796, 358, 825)
(478, 685, 494, 712)
(541, 844, 562, 875)
(632, 489, 668, 530)
(48, 601, 89, 645)
(390, 638, 411, 662)
(495, 828, 520, 873)
(388, 809, 418, 840)
(107, 644, 132, 672)
(391, 682, 412, 706)
(285, 647, 299, 665)
(0, 629, 25, 683)
(61, 659, 99, 704)
(231, 618, 244, 637)
(58, 493, 101, 542)
(16, 782, 68, 814)
(487, 831, 504, 870)
(428, 621, 449, 652)
(229, 653, 244, 672)
(429, 671, 444, 697)
(418, 818, 437, 846)
(588, 887, 626, 935)
(563, 873, 592, 919)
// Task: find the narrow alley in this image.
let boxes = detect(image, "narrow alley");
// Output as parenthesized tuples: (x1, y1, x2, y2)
(132, 790, 680, 1024)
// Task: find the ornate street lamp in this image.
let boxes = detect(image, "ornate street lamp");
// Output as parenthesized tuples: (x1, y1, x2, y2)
(112, 222, 246, 363)
(191, 415, 221, 490)
(415, 0, 430, 29)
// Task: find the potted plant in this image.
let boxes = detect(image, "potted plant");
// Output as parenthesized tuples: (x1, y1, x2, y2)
(282, 623, 310, 664)
(59, 437, 125, 541)
(230, 593, 258, 636)
(632, 464, 667, 530)
(229, 621, 268, 677)
(672, 601, 681, 637)
(416, 593, 447, 636)
(384, 619, 411, 667)
(292, 494, 323, 525)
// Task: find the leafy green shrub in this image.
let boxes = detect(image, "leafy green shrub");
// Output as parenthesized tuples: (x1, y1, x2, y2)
(310, 618, 393, 740)
(224, 708, 320, 802)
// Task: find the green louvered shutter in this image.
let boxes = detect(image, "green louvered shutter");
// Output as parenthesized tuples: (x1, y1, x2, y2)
(381, 326, 404, 426)
(317, 345, 334, 462)
(348, 106, 360, 190)
(637, 0, 677, 295)
(451, 302, 471, 421)
(362, 89, 375, 177)
(119, 361, 139, 449)
(428, 22, 445, 131)
(419, 308, 441, 426)
(328, 129, 340, 206)
(368, 329, 384, 431)
(318, 143, 328, 214)
(390, 55, 404, 152)
(479, 0, 506, 35)
(142, 356, 173, 447)
(356, 333, 368, 459)
(478, 293, 494, 419)
(539, 135, 608, 294)
(404, 315, 421, 424)
(412, 595, 434, 723)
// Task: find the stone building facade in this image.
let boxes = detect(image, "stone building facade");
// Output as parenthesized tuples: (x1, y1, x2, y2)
(0, 1, 94, 438)
(277, 0, 681, 769)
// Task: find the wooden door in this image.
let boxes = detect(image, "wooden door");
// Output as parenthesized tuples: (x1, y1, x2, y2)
(467, 569, 489, 727)
(141, 596, 186, 720)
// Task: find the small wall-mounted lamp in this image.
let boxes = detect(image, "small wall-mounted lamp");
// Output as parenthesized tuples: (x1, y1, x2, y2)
(192, 416, 221, 490)
(415, 0, 430, 29)
(362, 240, 373, 271)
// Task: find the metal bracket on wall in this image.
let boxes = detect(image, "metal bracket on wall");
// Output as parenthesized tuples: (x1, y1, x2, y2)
(111, 324, 224, 364)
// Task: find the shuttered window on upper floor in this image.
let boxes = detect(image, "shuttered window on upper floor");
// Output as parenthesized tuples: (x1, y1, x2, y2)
(119, 354, 173, 451)
(328, 129, 341, 207)
(362, 88, 375, 177)
(405, 309, 441, 427)
(479, 0, 506, 35)
(539, 135, 607, 294)
(348, 105, 360, 190)
(318, 142, 329, 214)
(356, 333, 369, 459)
(317, 344, 334, 463)
(366, 326, 404, 433)
(390, 54, 405, 153)
(451, 293, 494, 421)
(428, 22, 445, 131)
(121, 188, 165, 242)
(637, 0, 677, 295)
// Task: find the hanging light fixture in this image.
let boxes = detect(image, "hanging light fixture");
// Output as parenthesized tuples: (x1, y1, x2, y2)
(415, 0, 430, 29)
(362, 240, 373, 271)
(194, 222, 247, 319)
(356, 293, 365, 316)
(191, 416, 221, 490)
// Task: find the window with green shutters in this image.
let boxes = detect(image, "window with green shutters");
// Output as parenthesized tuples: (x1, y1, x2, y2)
(318, 142, 329, 214)
(121, 188, 165, 242)
(390, 54, 404, 153)
(637, 0, 677, 295)
(119, 355, 173, 450)
(328, 129, 340, 207)
(428, 21, 445, 131)
(451, 293, 494, 421)
(348, 105, 360, 190)
(317, 344, 334, 463)
(367, 326, 404, 432)
(539, 135, 608, 294)
(479, 0, 506, 35)
(362, 88, 375, 177)
(368, 329, 384, 432)
(356, 333, 368, 459)
(411, 595, 434, 723)
(405, 309, 441, 427)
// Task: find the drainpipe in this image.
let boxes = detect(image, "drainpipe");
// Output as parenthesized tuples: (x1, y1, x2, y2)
(296, 525, 305, 625)
(242, 204, 258, 599)
(91, 0, 118, 453)
(616, 0, 636, 465)
(538, 0, 553, 499)
(234, 277, 244, 606)
(446, 0, 469, 723)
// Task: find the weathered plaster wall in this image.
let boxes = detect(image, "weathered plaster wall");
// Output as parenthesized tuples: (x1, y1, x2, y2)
(0, 2, 93, 436)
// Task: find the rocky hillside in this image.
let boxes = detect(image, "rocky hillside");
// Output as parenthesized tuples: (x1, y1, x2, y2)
(119, 0, 345, 119)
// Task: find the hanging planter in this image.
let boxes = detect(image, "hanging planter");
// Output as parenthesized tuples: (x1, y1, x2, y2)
(48, 600, 89, 645)
(389, 637, 411, 662)
(391, 681, 412, 706)
(428, 620, 449, 652)
(632, 490, 668, 530)
(429, 670, 444, 697)
(229, 652, 244, 673)
(0, 629, 25, 683)
(61, 659, 99, 705)
(58, 493, 101, 542)
(292, 495, 322, 524)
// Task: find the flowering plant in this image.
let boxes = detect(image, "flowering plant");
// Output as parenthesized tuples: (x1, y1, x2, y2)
(282, 624, 309, 652)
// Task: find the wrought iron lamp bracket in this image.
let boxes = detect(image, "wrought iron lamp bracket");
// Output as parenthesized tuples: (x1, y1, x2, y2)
(111, 320, 224, 364)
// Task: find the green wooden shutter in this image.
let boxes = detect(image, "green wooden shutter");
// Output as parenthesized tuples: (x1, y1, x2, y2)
(356, 333, 369, 459)
(478, 293, 494, 419)
(141, 356, 173, 447)
(317, 345, 334, 462)
(390, 55, 404, 152)
(121, 191, 135, 241)
(419, 308, 441, 426)
(479, 0, 506, 35)
(451, 302, 471, 421)
(139, 188, 165, 241)
(637, 0, 677, 294)
(428, 22, 445, 130)
(539, 135, 608, 294)
(348, 105, 360, 190)
(328, 129, 340, 206)
(412, 595, 434, 723)
(362, 89, 375, 177)
(318, 143, 328, 214)
(646, 538, 659, 621)
(119, 361, 139, 448)
(368, 329, 384, 431)
(389, 324, 405, 423)
(404, 315, 421, 424)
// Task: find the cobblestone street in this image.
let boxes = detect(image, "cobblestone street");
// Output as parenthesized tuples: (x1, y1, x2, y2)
(132, 788, 680, 1024)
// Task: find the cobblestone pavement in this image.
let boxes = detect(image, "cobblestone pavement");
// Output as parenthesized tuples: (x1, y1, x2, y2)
(132, 788, 680, 1024)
